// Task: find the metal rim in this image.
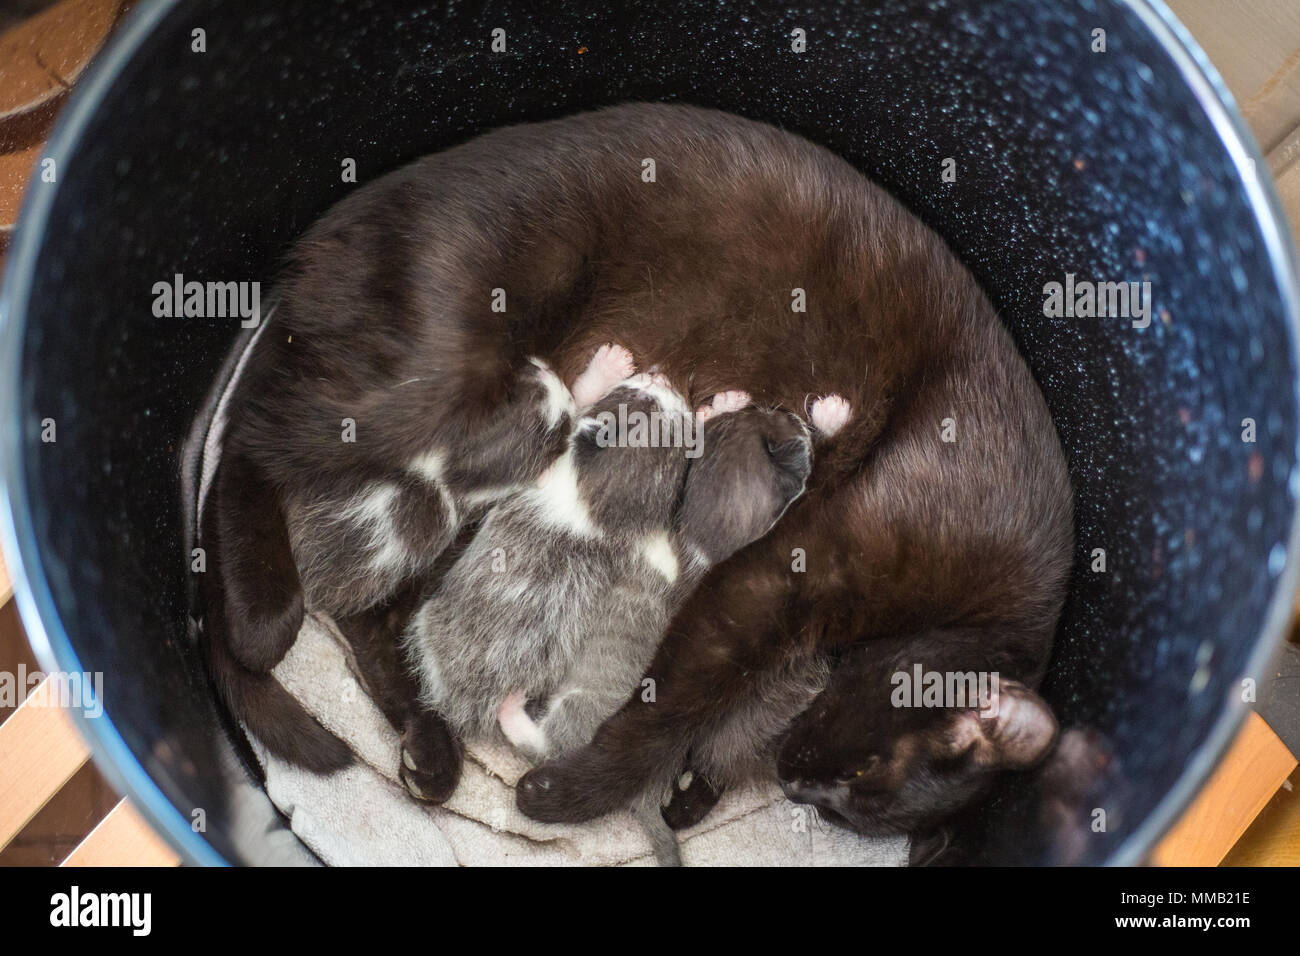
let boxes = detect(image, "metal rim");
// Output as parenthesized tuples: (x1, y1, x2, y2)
(0, 0, 1296, 867)
(0, 0, 223, 866)
(1108, 0, 1300, 867)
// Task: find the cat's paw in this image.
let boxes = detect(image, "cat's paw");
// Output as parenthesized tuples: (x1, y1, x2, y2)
(810, 393, 852, 438)
(697, 389, 751, 422)
(516, 747, 630, 823)
(571, 343, 636, 409)
(524, 356, 577, 429)
(661, 769, 724, 831)
(624, 369, 689, 416)
(397, 713, 464, 805)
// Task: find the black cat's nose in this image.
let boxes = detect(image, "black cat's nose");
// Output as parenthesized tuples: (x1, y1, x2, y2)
(781, 777, 810, 800)
(782, 777, 837, 807)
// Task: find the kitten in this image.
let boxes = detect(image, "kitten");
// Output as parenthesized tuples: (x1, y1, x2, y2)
(405, 383, 818, 863)
(203, 341, 632, 772)
(402, 372, 697, 742)
(495, 390, 818, 764)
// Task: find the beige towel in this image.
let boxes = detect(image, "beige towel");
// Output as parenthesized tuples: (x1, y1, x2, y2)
(255, 613, 909, 866)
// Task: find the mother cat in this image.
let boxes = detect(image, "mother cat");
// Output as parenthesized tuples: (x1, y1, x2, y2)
(203, 102, 1073, 844)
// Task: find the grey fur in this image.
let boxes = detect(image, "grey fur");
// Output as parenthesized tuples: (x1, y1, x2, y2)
(402, 376, 695, 739)
(285, 356, 575, 619)
(403, 383, 814, 864)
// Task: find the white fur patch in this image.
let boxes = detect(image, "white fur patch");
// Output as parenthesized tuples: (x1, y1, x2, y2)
(339, 482, 412, 572)
(404, 604, 448, 707)
(408, 450, 445, 483)
(529, 356, 576, 429)
(625, 372, 689, 417)
(641, 531, 679, 583)
(810, 394, 852, 438)
(533, 453, 596, 535)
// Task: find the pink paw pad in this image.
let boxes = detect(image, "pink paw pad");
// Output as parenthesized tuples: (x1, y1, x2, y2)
(811, 394, 852, 437)
(571, 343, 636, 408)
(698, 389, 751, 421)
(497, 691, 545, 753)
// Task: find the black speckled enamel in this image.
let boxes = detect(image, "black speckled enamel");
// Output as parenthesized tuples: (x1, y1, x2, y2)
(6, 0, 1297, 864)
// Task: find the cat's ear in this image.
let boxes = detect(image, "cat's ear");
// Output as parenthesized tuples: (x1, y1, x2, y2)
(945, 680, 1057, 770)
(907, 826, 952, 867)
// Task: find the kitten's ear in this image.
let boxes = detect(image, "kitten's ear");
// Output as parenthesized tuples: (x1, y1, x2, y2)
(946, 680, 1058, 770)
(573, 416, 604, 449)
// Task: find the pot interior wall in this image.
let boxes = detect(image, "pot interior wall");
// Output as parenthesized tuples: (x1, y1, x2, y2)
(6, 0, 1297, 864)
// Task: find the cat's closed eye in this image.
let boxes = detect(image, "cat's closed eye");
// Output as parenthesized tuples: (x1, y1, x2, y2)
(836, 755, 881, 782)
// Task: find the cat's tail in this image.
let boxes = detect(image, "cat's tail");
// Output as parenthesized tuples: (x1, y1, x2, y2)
(199, 458, 353, 775)
(202, 613, 354, 774)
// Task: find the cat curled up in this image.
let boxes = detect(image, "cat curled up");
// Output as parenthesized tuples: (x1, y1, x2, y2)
(202, 102, 1073, 853)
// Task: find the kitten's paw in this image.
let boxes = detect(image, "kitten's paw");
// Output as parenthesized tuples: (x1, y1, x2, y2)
(524, 356, 577, 429)
(497, 691, 547, 755)
(661, 769, 724, 831)
(397, 713, 464, 805)
(810, 394, 852, 438)
(516, 747, 630, 823)
(571, 343, 636, 408)
(225, 588, 304, 672)
(697, 390, 751, 422)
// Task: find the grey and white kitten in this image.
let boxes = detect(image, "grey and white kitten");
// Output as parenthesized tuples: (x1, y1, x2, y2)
(402, 376, 821, 863)
(495, 389, 817, 764)
(402, 371, 699, 741)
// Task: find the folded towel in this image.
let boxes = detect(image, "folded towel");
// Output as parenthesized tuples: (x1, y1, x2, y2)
(257, 612, 909, 866)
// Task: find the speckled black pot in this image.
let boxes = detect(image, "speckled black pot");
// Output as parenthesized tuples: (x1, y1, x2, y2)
(2, 0, 1297, 865)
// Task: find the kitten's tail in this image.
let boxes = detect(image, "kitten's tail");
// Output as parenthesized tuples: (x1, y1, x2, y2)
(636, 795, 682, 867)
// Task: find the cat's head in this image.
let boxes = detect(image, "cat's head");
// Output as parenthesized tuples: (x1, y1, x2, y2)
(569, 374, 694, 531)
(676, 405, 812, 564)
(776, 643, 1057, 842)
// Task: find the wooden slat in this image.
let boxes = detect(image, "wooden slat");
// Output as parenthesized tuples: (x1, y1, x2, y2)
(1273, 146, 1300, 244)
(1152, 712, 1298, 866)
(61, 797, 180, 867)
(1167, 0, 1300, 153)
(0, 677, 90, 850)
(1222, 769, 1300, 866)
(0, 0, 123, 119)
